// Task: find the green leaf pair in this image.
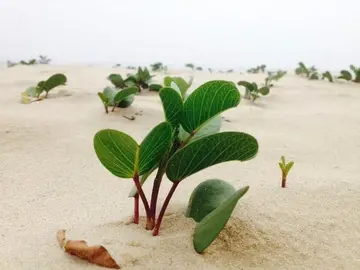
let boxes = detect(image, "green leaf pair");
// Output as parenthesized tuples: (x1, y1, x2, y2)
(237, 81, 270, 102)
(186, 179, 249, 253)
(98, 86, 138, 113)
(279, 156, 294, 176)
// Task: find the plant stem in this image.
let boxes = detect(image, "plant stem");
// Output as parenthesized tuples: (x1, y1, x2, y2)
(104, 104, 109, 114)
(134, 194, 139, 224)
(111, 104, 117, 112)
(149, 166, 166, 229)
(133, 174, 151, 229)
(281, 172, 286, 188)
(153, 182, 179, 236)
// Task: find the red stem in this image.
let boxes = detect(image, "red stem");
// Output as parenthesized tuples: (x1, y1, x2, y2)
(149, 168, 166, 229)
(133, 174, 152, 229)
(153, 182, 179, 236)
(281, 172, 286, 188)
(133, 194, 139, 224)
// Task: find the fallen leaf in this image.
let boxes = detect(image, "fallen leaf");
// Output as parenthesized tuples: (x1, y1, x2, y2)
(57, 229, 120, 269)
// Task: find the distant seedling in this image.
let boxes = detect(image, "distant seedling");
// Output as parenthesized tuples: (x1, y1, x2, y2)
(337, 65, 360, 83)
(163, 76, 193, 100)
(98, 86, 138, 113)
(237, 81, 270, 102)
(322, 71, 333, 82)
(247, 65, 266, 74)
(150, 62, 164, 72)
(278, 156, 294, 188)
(185, 63, 195, 71)
(21, 73, 67, 104)
(196, 66, 203, 71)
(38, 55, 51, 64)
(125, 67, 155, 92)
(265, 70, 287, 87)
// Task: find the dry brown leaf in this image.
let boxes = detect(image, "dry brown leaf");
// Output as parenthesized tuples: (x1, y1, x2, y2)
(57, 229, 120, 269)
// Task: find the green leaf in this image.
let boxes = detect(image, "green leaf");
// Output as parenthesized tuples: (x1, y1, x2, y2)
(181, 80, 240, 134)
(93, 130, 138, 178)
(281, 156, 285, 165)
(163, 76, 173, 87)
(237, 81, 255, 91)
(113, 87, 138, 105)
(178, 115, 222, 143)
(159, 87, 183, 128)
(138, 122, 172, 175)
(279, 162, 284, 171)
(25, 86, 38, 97)
(193, 186, 249, 253)
(338, 70, 352, 81)
(285, 161, 294, 174)
(166, 132, 258, 182)
(124, 76, 138, 87)
(185, 179, 236, 222)
(149, 84, 163, 92)
(172, 77, 192, 97)
(258, 86, 270, 96)
(118, 95, 134, 108)
(42, 73, 67, 93)
(103, 87, 117, 106)
(322, 71, 333, 82)
(108, 74, 124, 88)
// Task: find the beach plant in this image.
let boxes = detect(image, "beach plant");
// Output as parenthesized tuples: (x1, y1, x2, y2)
(295, 62, 310, 77)
(237, 81, 270, 102)
(227, 69, 234, 73)
(21, 73, 67, 103)
(20, 59, 37, 65)
(208, 68, 213, 73)
(39, 55, 51, 64)
(337, 65, 360, 83)
(265, 70, 287, 87)
(93, 80, 258, 253)
(322, 71, 333, 82)
(124, 67, 155, 92)
(150, 62, 164, 72)
(98, 86, 138, 113)
(247, 65, 266, 74)
(278, 156, 294, 188)
(196, 66, 203, 71)
(185, 63, 195, 71)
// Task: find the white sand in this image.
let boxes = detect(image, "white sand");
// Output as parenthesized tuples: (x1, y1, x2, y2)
(1, 65, 360, 269)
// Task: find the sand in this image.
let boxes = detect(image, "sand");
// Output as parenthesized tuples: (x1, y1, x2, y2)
(0, 65, 359, 269)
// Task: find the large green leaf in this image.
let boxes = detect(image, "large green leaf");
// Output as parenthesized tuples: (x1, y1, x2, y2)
(181, 81, 240, 134)
(166, 132, 258, 182)
(322, 71, 333, 82)
(42, 73, 67, 92)
(193, 186, 249, 253)
(185, 179, 236, 222)
(108, 74, 125, 88)
(159, 87, 183, 128)
(93, 130, 138, 178)
(138, 122, 172, 175)
(113, 87, 138, 105)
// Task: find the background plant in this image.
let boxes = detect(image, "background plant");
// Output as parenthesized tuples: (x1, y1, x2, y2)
(322, 71, 333, 82)
(237, 81, 270, 102)
(337, 65, 360, 83)
(98, 86, 138, 113)
(185, 63, 195, 71)
(93, 80, 258, 253)
(265, 70, 287, 87)
(150, 62, 164, 72)
(278, 156, 294, 188)
(38, 55, 51, 64)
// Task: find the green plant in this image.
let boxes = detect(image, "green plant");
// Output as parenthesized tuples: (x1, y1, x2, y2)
(309, 72, 319, 80)
(21, 73, 67, 103)
(278, 156, 294, 188)
(20, 59, 37, 65)
(338, 65, 360, 82)
(295, 62, 310, 77)
(93, 80, 258, 253)
(265, 70, 287, 87)
(237, 81, 270, 102)
(322, 71, 333, 82)
(185, 63, 195, 71)
(208, 68, 213, 73)
(196, 66, 203, 71)
(124, 67, 155, 92)
(39, 55, 51, 64)
(97, 86, 138, 113)
(150, 62, 164, 72)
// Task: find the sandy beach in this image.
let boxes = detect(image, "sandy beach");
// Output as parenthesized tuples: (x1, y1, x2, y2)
(1, 65, 360, 269)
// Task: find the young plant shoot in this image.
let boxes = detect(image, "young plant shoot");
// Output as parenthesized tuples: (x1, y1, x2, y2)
(93, 80, 259, 253)
(338, 65, 360, 83)
(278, 156, 294, 188)
(237, 81, 270, 102)
(21, 73, 67, 104)
(322, 71, 333, 82)
(98, 86, 138, 113)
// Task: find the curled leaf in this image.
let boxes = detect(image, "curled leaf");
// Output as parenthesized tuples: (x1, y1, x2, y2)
(57, 230, 120, 269)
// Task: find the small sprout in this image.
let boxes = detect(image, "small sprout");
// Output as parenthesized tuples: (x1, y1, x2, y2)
(237, 80, 270, 102)
(309, 72, 319, 80)
(98, 86, 138, 113)
(322, 71, 333, 82)
(278, 156, 294, 188)
(247, 65, 266, 74)
(337, 70, 352, 81)
(124, 67, 155, 92)
(150, 62, 164, 72)
(149, 84, 163, 92)
(337, 65, 360, 83)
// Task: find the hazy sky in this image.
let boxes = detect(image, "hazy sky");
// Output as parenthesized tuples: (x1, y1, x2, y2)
(0, 0, 359, 70)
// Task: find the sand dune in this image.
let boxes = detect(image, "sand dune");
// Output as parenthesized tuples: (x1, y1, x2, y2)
(0, 65, 359, 269)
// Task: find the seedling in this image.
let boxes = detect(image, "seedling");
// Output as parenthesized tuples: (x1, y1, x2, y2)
(21, 73, 67, 103)
(150, 62, 164, 72)
(337, 65, 360, 83)
(97, 86, 138, 113)
(196, 66, 203, 71)
(322, 71, 333, 82)
(38, 55, 51, 64)
(237, 81, 270, 102)
(185, 63, 195, 71)
(93, 80, 258, 253)
(265, 70, 287, 87)
(295, 62, 310, 77)
(278, 156, 294, 188)
(124, 67, 155, 92)
(247, 65, 266, 74)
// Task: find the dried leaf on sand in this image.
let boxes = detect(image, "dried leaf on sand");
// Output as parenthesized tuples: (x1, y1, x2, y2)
(56, 229, 120, 269)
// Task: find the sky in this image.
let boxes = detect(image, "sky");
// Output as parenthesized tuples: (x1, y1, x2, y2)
(0, 0, 359, 71)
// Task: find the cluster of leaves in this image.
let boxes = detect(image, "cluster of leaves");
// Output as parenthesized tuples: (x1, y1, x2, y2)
(295, 62, 319, 80)
(7, 55, 51, 67)
(21, 73, 67, 103)
(93, 80, 258, 253)
(265, 70, 287, 87)
(337, 65, 360, 83)
(237, 81, 270, 102)
(279, 156, 294, 188)
(98, 86, 138, 113)
(247, 65, 266, 74)
(107, 67, 155, 93)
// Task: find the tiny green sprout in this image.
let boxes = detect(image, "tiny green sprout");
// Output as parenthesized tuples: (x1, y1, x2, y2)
(196, 66, 203, 71)
(278, 156, 294, 188)
(124, 67, 155, 92)
(93, 80, 259, 253)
